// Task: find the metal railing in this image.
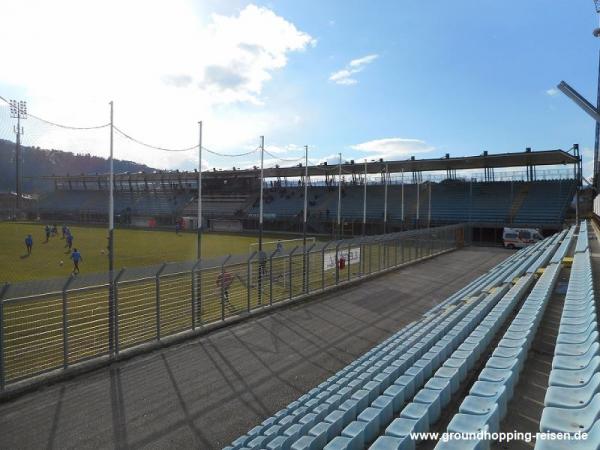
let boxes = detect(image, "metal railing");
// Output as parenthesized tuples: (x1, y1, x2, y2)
(0, 224, 468, 391)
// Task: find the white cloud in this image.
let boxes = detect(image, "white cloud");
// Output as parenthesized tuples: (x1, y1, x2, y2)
(546, 88, 559, 96)
(0, 2, 314, 169)
(349, 54, 379, 68)
(350, 137, 434, 160)
(329, 54, 379, 86)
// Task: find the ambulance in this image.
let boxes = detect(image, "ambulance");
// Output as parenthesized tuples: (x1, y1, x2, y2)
(502, 227, 543, 249)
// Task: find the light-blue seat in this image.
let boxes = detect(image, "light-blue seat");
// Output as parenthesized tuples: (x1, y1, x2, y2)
(369, 435, 415, 450)
(458, 395, 500, 433)
(323, 436, 353, 450)
(400, 402, 429, 433)
(557, 330, 598, 345)
(434, 366, 461, 394)
(539, 394, 600, 434)
(358, 407, 383, 444)
(544, 373, 600, 409)
(534, 419, 600, 449)
(555, 334, 599, 357)
(469, 381, 508, 419)
(424, 377, 452, 407)
(341, 420, 368, 449)
(413, 388, 442, 425)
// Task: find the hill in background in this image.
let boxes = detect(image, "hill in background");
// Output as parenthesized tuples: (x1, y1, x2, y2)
(0, 139, 155, 193)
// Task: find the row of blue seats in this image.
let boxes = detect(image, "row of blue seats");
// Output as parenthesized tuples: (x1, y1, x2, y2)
(367, 232, 568, 449)
(425, 245, 540, 318)
(225, 233, 562, 449)
(550, 226, 576, 264)
(536, 222, 600, 449)
(369, 274, 535, 450)
(433, 258, 564, 449)
(330, 236, 561, 449)
(526, 231, 566, 275)
(575, 221, 590, 254)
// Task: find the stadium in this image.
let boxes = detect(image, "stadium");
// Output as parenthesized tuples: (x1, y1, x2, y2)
(1, 2, 600, 450)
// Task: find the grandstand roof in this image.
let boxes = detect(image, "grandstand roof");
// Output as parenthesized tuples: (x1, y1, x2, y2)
(32, 148, 578, 182)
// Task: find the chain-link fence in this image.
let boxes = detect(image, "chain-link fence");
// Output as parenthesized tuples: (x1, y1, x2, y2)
(0, 224, 467, 390)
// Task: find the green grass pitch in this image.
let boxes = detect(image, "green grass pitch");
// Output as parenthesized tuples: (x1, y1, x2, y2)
(0, 222, 293, 283)
(0, 221, 439, 385)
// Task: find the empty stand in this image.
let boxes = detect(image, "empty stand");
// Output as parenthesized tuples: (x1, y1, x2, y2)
(224, 223, 593, 450)
(38, 179, 575, 229)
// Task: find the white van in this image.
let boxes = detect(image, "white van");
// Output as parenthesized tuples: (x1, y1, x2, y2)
(503, 227, 543, 249)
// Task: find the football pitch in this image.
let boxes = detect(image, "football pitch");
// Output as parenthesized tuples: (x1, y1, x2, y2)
(0, 221, 450, 385)
(0, 222, 297, 283)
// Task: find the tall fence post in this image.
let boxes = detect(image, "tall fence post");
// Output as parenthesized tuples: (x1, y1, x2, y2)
(155, 264, 167, 341)
(0, 283, 8, 391)
(220, 255, 232, 321)
(322, 241, 334, 291)
(305, 243, 316, 294)
(360, 242, 365, 276)
(61, 275, 75, 369)
(269, 250, 278, 306)
(112, 268, 126, 356)
(191, 260, 202, 330)
(247, 252, 257, 312)
(289, 246, 299, 300)
(347, 242, 352, 281)
(335, 242, 342, 285)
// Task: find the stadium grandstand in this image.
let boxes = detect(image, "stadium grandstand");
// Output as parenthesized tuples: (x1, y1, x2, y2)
(28, 148, 579, 241)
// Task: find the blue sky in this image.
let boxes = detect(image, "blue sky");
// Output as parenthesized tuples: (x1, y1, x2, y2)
(0, 0, 598, 176)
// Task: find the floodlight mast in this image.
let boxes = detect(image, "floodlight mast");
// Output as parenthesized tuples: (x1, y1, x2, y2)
(595, 1, 600, 191)
(10, 100, 27, 212)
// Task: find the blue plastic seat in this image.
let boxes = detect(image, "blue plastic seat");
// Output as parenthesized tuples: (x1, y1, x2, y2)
(424, 377, 452, 408)
(372, 395, 395, 426)
(291, 435, 319, 450)
(534, 419, 600, 450)
(539, 393, 600, 434)
(549, 358, 600, 388)
(478, 367, 517, 398)
(413, 388, 442, 425)
(434, 366, 460, 394)
(323, 436, 353, 450)
(341, 420, 368, 449)
(369, 435, 415, 450)
(469, 381, 508, 419)
(312, 420, 339, 447)
(394, 375, 416, 399)
(544, 373, 600, 409)
(358, 407, 383, 444)
(557, 330, 598, 345)
(400, 402, 429, 433)
(552, 347, 599, 370)
(555, 334, 599, 357)
(458, 395, 500, 433)
(383, 384, 406, 413)
(443, 358, 468, 382)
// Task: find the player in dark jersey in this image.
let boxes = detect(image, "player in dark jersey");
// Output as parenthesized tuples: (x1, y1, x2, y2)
(25, 234, 33, 255)
(70, 248, 83, 274)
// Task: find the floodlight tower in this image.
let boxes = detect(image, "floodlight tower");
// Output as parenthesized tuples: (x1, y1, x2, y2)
(593, 1, 600, 191)
(9, 100, 27, 211)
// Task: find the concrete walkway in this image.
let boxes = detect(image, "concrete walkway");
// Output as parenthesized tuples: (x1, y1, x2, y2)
(0, 246, 508, 450)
